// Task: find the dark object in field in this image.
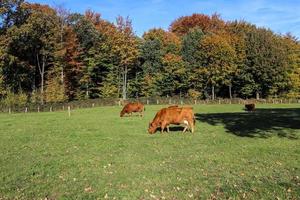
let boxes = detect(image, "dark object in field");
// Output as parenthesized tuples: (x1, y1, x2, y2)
(148, 106, 195, 134)
(245, 103, 255, 111)
(120, 102, 145, 117)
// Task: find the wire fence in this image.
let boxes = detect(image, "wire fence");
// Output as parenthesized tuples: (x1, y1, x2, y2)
(0, 97, 300, 114)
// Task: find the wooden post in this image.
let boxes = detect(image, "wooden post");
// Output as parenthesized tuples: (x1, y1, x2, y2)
(180, 100, 183, 105)
(8, 108, 11, 114)
(92, 103, 95, 107)
(147, 99, 149, 105)
(37, 106, 40, 113)
(25, 107, 28, 113)
(68, 106, 71, 117)
(281, 99, 283, 104)
(194, 100, 197, 105)
(118, 100, 121, 106)
(62, 105, 65, 111)
(218, 99, 221, 104)
(157, 99, 159, 105)
(50, 107, 52, 112)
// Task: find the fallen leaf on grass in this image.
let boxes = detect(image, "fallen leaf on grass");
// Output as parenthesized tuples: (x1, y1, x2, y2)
(84, 187, 92, 193)
(275, 161, 282, 166)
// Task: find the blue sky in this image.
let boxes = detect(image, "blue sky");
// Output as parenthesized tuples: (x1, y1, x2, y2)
(27, 0, 300, 38)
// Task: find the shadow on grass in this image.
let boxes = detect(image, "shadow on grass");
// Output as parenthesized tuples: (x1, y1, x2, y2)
(196, 108, 300, 139)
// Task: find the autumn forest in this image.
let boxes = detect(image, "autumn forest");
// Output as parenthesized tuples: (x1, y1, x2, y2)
(1, 0, 300, 105)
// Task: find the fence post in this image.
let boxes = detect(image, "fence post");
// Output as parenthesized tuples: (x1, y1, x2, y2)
(50, 107, 52, 112)
(8, 107, 11, 114)
(37, 106, 40, 113)
(25, 107, 28, 113)
(92, 103, 95, 107)
(281, 99, 283, 104)
(157, 99, 159, 105)
(218, 99, 221, 104)
(62, 105, 64, 111)
(118, 100, 121, 106)
(194, 100, 197, 105)
(68, 106, 71, 117)
(180, 100, 183, 105)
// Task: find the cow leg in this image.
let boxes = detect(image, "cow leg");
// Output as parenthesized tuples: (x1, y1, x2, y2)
(161, 126, 164, 133)
(182, 120, 189, 133)
(161, 122, 167, 133)
(182, 126, 188, 133)
(188, 119, 194, 133)
(167, 126, 170, 133)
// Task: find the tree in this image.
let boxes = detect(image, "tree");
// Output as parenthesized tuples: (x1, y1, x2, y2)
(283, 34, 300, 98)
(68, 11, 114, 99)
(197, 34, 237, 100)
(113, 16, 139, 100)
(0, 0, 27, 34)
(45, 74, 66, 103)
(170, 13, 225, 36)
(63, 26, 83, 100)
(156, 53, 186, 96)
(2, 3, 60, 103)
(181, 27, 205, 66)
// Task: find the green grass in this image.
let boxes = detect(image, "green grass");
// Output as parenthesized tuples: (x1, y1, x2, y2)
(0, 104, 299, 199)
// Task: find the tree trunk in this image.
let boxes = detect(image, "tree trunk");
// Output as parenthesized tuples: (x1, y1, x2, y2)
(37, 53, 46, 104)
(229, 85, 232, 99)
(60, 20, 64, 83)
(212, 85, 215, 100)
(117, 68, 121, 98)
(122, 65, 127, 100)
(86, 84, 89, 99)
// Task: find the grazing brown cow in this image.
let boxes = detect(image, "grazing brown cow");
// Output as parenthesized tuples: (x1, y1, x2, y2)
(148, 106, 195, 134)
(168, 105, 178, 108)
(120, 102, 145, 117)
(245, 103, 255, 111)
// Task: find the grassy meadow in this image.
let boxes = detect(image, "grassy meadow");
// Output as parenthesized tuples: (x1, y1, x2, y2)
(0, 104, 299, 199)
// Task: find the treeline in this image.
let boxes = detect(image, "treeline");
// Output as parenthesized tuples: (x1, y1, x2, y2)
(1, 0, 300, 106)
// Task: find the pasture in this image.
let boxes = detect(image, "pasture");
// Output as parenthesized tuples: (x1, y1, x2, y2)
(0, 104, 299, 199)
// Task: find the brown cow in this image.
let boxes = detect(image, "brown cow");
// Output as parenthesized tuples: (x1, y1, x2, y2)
(148, 106, 195, 134)
(120, 102, 145, 117)
(168, 105, 178, 108)
(245, 103, 255, 112)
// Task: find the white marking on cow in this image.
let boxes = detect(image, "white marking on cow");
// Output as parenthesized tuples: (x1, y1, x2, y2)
(183, 120, 189, 125)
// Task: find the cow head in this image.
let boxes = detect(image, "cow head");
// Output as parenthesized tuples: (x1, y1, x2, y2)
(120, 110, 125, 117)
(148, 122, 157, 134)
